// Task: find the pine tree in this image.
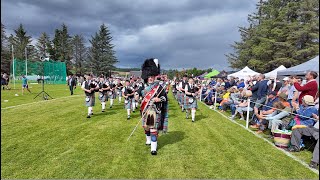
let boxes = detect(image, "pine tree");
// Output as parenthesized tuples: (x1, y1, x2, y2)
(36, 32, 53, 60)
(1, 23, 11, 74)
(71, 34, 87, 75)
(8, 24, 32, 61)
(88, 24, 118, 75)
(226, 0, 319, 73)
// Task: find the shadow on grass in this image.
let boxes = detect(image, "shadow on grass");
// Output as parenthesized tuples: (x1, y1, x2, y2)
(158, 131, 186, 150)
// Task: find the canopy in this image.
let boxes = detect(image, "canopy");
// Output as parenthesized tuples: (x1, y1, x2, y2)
(196, 72, 208, 80)
(227, 66, 259, 80)
(212, 70, 228, 78)
(204, 70, 220, 78)
(264, 65, 287, 79)
(277, 56, 319, 76)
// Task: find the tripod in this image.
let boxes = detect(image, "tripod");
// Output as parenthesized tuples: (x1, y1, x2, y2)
(34, 61, 53, 100)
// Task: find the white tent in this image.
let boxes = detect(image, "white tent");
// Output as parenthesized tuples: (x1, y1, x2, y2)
(227, 66, 259, 80)
(264, 65, 287, 79)
(277, 56, 319, 76)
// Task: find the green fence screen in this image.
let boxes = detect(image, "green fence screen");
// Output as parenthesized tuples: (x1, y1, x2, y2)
(10, 59, 67, 84)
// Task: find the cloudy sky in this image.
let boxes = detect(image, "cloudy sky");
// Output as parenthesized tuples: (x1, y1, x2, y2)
(1, 0, 258, 70)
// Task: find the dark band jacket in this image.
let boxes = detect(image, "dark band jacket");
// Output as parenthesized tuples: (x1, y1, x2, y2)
(148, 84, 168, 114)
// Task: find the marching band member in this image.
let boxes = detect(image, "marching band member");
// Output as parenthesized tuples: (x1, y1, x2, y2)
(122, 80, 135, 120)
(184, 77, 199, 122)
(98, 76, 109, 112)
(108, 77, 116, 108)
(81, 74, 99, 118)
(140, 58, 168, 155)
(116, 79, 124, 103)
(179, 75, 188, 112)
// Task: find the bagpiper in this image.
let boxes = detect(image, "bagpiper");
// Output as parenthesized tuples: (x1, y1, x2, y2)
(122, 80, 135, 120)
(81, 74, 99, 118)
(140, 58, 168, 155)
(184, 77, 199, 122)
(178, 75, 188, 112)
(108, 77, 116, 108)
(116, 79, 124, 103)
(98, 75, 109, 112)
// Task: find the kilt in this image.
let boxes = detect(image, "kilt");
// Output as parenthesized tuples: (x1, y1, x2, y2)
(117, 89, 122, 97)
(85, 94, 95, 107)
(180, 93, 186, 105)
(98, 92, 107, 102)
(108, 91, 116, 99)
(176, 91, 181, 101)
(184, 96, 198, 109)
(124, 98, 132, 109)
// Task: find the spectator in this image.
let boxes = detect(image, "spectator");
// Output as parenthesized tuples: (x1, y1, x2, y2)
(231, 90, 253, 120)
(237, 79, 245, 89)
(291, 95, 318, 126)
(278, 77, 290, 95)
(288, 113, 319, 169)
(221, 86, 240, 112)
(67, 74, 77, 95)
(292, 71, 318, 104)
(229, 76, 236, 87)
(253, 74, 269, 116)
(251, 91, 279, 129)
(266, 101, 292, 134)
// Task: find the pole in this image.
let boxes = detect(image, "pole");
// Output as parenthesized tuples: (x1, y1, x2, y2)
(214, 91, 217, 110)
(246, 99, 251, 129)
(12, 45, 15, 90)
(25, 47, 28, 76)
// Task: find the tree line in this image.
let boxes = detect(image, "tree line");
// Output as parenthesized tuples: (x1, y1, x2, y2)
(226, 0, 319, 73)
(1, 23, 118, 76)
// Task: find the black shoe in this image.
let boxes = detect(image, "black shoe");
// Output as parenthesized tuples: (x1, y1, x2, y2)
(102, 109, 105, 112)
(151, 151, 157, 155)
(309, 161, 319, 169)
(87, 115, 91, 118)
(127, 116, 130, 120)
(110, 106, 112, 109)
(90, 113, 94, 115)
(133, 111, 135, 113)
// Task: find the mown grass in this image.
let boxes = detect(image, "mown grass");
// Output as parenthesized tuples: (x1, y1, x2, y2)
(1, 87, 319, 178)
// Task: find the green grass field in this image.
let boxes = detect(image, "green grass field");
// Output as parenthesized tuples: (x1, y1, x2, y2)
(1, 84, 319, 178)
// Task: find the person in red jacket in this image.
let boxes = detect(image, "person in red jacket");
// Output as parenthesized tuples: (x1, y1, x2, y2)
(292, 71, 318, 104)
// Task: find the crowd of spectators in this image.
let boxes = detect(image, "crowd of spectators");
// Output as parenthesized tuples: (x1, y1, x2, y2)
(199, 71, 319, 169)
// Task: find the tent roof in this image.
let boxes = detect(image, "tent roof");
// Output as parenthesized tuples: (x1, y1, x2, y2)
(205, 70, 220, 78)
(227, 66, 259, 80)
(212, 70, 228, 78)
(277, 56, 319, 76)
(264, 65, 287, 79)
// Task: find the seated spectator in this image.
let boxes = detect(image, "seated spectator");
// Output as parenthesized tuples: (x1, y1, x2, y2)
(288, 113, 319, 169)
(265, 101, 292, 134)
(237, 79, 245, 89)
(250, 91, 279, 129)
(291, 95, 318, 127)
(231, 90, 253, 120)
(220, 86, 240, 112)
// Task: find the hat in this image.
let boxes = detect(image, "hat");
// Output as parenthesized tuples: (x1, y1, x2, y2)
(283, 77, 290, 81)
(268, 91, 277, 96)
(302, 95, 315, 106)
(278, 93, 288, 101)
(141, 58, 160, 80)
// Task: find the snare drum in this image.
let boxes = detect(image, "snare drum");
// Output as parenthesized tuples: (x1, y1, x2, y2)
(273, 130, 292, 148)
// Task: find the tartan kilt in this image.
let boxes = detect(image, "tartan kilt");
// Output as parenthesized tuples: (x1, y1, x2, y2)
(184, 96, 198, 109)
(98, 92, 107, 102)
(117, 89, 122, 97)
(176, 91, 181, 101)
(180, 93, 185, 105)
(108, 91, 116, 99)
(124, 98, 132, 109)
(85, 94, 95, 107)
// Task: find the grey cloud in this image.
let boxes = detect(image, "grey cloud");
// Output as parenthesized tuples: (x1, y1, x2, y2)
(2, 0, 258, 70)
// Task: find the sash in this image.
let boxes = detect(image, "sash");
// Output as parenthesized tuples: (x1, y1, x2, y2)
(141, 85, 160, 116)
